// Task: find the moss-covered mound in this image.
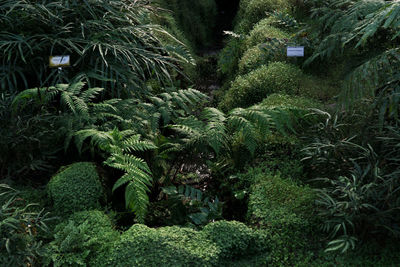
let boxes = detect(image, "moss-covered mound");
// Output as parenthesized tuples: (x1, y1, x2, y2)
(220, 62, 303, 110)
(47, 162, 104, 214)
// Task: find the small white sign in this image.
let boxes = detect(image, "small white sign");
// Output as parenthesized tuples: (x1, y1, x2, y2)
(287, 47, 304, 57)
(49, 55, 70, 67)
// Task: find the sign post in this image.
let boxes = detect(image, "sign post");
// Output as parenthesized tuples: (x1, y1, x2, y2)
(286, 47, 304, 57)
(49, 55, 71, 68)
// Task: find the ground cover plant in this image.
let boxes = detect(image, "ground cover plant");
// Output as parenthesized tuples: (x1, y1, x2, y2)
(1, 0, 400, 266)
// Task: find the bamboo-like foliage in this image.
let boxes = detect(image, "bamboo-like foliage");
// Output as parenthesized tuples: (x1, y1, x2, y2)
(0, 0, 192, 97)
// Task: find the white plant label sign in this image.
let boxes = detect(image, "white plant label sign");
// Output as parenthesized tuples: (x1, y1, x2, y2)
(49, 55, 70, 67)
(287, 47, 304, 57)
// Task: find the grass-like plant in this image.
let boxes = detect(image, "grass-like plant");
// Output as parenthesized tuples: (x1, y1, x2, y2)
(0, 0, 191, 97)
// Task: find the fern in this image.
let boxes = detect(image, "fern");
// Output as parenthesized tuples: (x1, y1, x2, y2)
(11, 82, 103, 117)
(72, 128, 156, 222)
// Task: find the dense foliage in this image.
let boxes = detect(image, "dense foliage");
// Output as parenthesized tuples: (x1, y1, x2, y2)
(1, 0, 400, 266)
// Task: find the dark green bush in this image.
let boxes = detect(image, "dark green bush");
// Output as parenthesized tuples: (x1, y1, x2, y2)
(47, 162, 104, 214)
(220, 62, 303, 110)
(107, 224, 219, 266)
(202, 220, 267, 259)
(46, 210, 118, 267)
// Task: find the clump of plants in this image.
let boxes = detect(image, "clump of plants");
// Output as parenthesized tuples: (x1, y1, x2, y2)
(47, 162, 104, 214)
(220, 62, 303, 110)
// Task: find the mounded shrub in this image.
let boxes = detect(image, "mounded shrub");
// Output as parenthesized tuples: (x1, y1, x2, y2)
(247, 172, 317, 266)
(46, 210, 119, 267)
(107, 224, 219, 267)
(220, 62, 303, 110)
(246, 19, 290, 48)
(248, 173, 315, 221)
(237, 0, 291, 33)
(202, 221, 267, 259)
(47, 162, 104, 214)
(238, 46, 266, 74)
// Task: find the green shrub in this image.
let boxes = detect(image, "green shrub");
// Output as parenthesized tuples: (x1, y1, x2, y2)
(238, 0, 291, 33)
(238, 42, 287, 75)
(248, 173, 315, 221)
(107, 224, 219, 267)
(247, 172, 317, 266)
(238, 46, 266, 74)
(46, 210, 118, 267)
(246, 19, 291, 48)
(220, 62, 303, 110)
(47, 162, 104, 214)
(202, 221, 267, 259)
(259, 93, 321, 110)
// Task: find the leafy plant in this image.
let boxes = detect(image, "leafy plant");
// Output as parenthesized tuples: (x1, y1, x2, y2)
(0, 0, 189, 96)
(302, 110, 400, 252)
(47, 162, 104, 215)
(161, 185, 223, 225)
(0, 184, 53, 267)
(46, 210, 118, 267)
(220, 62, 303, 110)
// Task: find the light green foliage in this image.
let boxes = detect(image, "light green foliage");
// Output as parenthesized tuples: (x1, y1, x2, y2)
(202, 221, 268, 259)
(238, 39, 288, 74)
(236, 0, 291, 33)
(220, 62, 304, 110)
(12, 82, 103, 116)
(101, 131, 156, 223)
(47, 162, 104, 214)
(237, 19, 291, 74)
(246, 19, 291, 48)
(247, 172, 317, 265)
(107, 224, 219, 267)
(248, 173, 315, 221)
(238, 46, 266, 74)
(259, 93, 321, 110)
(47, 210, 119, 267)
(106, 221, 267, 266)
